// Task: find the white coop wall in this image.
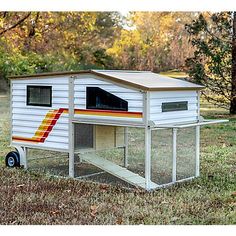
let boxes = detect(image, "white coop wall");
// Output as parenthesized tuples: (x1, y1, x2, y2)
(149, 90, 199, 125)
(73, 74, 144, 122)
(11, 76, 69, 151)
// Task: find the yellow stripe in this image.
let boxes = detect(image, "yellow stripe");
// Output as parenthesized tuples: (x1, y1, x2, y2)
(74, 110, 142, 118)
(33, 110, 58, 137)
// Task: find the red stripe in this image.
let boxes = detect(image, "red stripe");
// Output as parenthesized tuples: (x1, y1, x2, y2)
(39, 109, 64, 141)
(13, 137, 40, 143)
(74, 108, 141, 115)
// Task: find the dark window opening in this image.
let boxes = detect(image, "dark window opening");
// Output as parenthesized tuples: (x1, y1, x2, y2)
(27, 86, 52, 107)
(162, 101, 188, 112)
(86, 87, 128, 111)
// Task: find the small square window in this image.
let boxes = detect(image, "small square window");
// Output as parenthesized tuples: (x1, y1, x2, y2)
(162, 101, 188, 112)
(27, 86, 52, 107)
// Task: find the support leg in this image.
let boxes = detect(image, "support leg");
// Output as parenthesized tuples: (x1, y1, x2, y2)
(24, 147, 28, 170)
(124, 127, 128, 168)
(172, 128, 177, 182)
(68, 76, 75, 178)
(195, 126, 200, 177)
(15, 145, 27, 169)
(69, 122, 75, 177)
(145, 126, 151, 191)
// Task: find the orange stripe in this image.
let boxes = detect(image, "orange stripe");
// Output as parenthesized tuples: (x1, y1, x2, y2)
(65, 109, 143, 118)
(76, 110, 142, 118)
(12, 136, 41, 143)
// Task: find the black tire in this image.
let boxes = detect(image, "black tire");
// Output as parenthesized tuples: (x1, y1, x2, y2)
(5, 151, 20, 168)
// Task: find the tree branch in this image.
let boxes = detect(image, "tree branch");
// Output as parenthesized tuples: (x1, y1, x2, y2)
(202, 92, 229, 109)
(0, 12, 31, 36)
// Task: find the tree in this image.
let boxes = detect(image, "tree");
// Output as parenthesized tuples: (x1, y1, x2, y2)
(0, 12, 122, 84)
(107, 12, 196, 72)
(186, 12, 236, 114)
(231, 12, 236, 113)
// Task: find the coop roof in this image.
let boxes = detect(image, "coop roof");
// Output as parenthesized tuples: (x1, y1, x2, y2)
(8, 69, 204, 91)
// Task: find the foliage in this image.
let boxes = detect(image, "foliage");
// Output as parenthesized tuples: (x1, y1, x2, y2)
(0, 12, 197, 82)
(185, 12, 233, 110)
(0, 12, 122, 82)
(1, 11, 236, 114)
(107, 12, 196, 72)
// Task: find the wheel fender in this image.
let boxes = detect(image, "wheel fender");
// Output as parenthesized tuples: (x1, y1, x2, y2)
(13, 145, 27, 168)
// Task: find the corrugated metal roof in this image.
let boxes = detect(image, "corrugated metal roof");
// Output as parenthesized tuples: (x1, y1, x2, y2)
(8, 69, 204, 91)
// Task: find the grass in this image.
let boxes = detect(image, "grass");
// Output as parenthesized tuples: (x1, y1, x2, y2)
(160, 70, 188, 79)
(0, 94, 236, 224)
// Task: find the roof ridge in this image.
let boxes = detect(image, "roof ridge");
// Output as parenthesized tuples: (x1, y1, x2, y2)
(92, 70, 152, 73)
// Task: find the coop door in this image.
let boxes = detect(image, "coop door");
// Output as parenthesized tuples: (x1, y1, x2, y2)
(74, 124, 94, 149)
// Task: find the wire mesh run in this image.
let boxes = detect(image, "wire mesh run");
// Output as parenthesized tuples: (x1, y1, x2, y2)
(73, 125, 145, 188)
(151, 126, 197, 186)
(151, 128, 173, 185)
(26, 124, 198, 190)
(176, 127, 196, 181)
(27, 148, 69, 177)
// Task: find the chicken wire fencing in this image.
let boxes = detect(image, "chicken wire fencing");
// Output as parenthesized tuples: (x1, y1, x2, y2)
(176, 127, 196, 181)
(26, 124, 198, 189)
(27, 148, 69, 177)
(151, 128, 173, 185)
(73, 124, 145, 189)
(151, 126, 197, 186)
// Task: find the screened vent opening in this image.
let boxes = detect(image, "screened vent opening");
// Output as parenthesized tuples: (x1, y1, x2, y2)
(86, 87, 128, 111)
(162, 101, 188, 112)
(74, 124, 94, 150)
(27, 86, 52, 107)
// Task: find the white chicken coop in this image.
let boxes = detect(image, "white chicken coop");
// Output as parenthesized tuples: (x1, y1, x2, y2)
(6, 70, 228, 190)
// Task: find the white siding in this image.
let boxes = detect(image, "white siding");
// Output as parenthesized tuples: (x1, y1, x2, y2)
(11, 74, 144, 151)
(150, 91, 198, 125)
(74, 75, 144, 122)
(11, 77, 69, 150)
(11, 74, 198, 151)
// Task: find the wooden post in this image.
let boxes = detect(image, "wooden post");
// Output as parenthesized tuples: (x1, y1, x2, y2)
(124, 127, 128, 168)
(195, 125, 200, 177)
(144, 91, 151, 191)
(145, 126, 151, 190)
(196, 90, 200, 177)
(69, 76, 75, 178)
(172, 128, 177, 182)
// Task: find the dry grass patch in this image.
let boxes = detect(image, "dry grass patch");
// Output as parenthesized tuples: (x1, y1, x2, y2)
(0, 95, 236, 224)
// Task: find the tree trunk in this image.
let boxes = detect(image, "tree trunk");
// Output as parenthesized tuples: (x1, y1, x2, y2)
(230, 11, 236, 114)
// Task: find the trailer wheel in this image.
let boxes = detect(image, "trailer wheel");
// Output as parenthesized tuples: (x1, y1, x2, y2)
(5, 151, 20, 168)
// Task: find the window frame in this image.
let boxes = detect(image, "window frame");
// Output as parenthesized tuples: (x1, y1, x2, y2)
(86, 87, 128, 111)
(26, 85, 52, 107)
(162, 101, 188, 112)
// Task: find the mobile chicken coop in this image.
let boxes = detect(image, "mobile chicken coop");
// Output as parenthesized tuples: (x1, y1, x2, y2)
(6, 70, 228, 190)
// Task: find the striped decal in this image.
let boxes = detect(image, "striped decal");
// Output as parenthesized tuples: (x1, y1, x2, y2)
(13, 108, 65, 143)
(12, 108, 142, 143)
(74, 109, 142, 118)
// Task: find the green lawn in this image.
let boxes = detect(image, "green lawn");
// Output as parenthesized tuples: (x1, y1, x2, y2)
(0, 94, 236, 224)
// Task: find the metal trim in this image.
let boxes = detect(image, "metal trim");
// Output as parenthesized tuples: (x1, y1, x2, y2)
(72, 118, 145, 128)
(11, 142, 69, 153)
(151, 119, 229, 130)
